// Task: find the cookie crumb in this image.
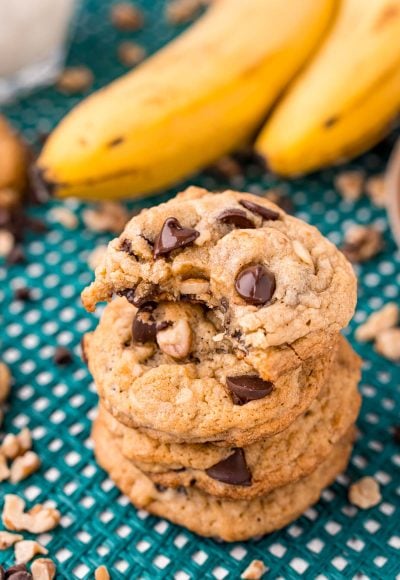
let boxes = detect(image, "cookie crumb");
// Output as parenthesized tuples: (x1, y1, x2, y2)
(110, 2, 144, 30)
(241, 559, 267, 579)
(10, 451, 41, 484)
(88, 245, 108, 271)
(341, 225, 383, 263)
(118, 41, 146, 67)
(49, 206, 78, 229)
(95, 565, 110, 580)
(375, 327, 400, 361)
(166, 0, 203, 23)
(349, 476, 381, 509)
(0, 530, 23, 549)
(0, 230, 14, 258)
(31, 558, 57, 580)
(366, 174, 386, 207)
(0, 362, 11, 403)
(57, 66, 94, 94)
(82, 202, 130, 233)
(355, 303, 399, 342)
(335, 170, 365, 201)
(2, 494, 61, 533)
(14, 539, 48, 564)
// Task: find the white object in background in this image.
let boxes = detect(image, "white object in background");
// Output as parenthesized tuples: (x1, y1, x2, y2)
(0, 0, 76, 103)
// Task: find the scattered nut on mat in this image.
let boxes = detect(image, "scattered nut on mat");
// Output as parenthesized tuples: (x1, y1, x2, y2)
(118, 41, 146, 67)
(375, 328, 400, 361)
(14, 539, 48, 564)
(31, 558, 57, 580)
(10, 451, 41, 484)
(110, 2, 144, 30)
(2, 428, 32, 460)
(2, 495, 61, 533)
(355, 303, 399, 342)
(82, 202, 130, 233)
(57, 66, 94, 94)
(335, 170, 365, 201)
(341, 225, 383, 263)
(348, 476, 381, 509)
(95, 565, 110, 580)
(166, 0, 204, 23)
(49, 206, 78, 229)
(0, 361, 11, 403)
(241, 559, 267, 579)
(366, 174, 386, 207)
(0, 230, 15, 258)
(0, 454, 10, 482)
(0, 530, 23, 550)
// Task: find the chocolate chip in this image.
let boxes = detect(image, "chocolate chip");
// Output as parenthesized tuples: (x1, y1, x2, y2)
(5, 564, 30, 579)
(239, 199, 279, 221)
(153, 217, 200, 258)
(206, 449, 252, 486)
(117, 288, 137, 305)
(235, 264, 275, 305)
(393, 425, 400, 445)
(6, 245, 25, 265)
(120, 238, 134, 254)
(0, 566, 4, 580)
(14, 287, 31, 301)
(155, 484, 167, 493)
(53, 346, 73, 365)
(6, 572, 32, 580)
(217, 208, 255, 229)
(226, 375, 273, 405)
(132, 310, 157, 343)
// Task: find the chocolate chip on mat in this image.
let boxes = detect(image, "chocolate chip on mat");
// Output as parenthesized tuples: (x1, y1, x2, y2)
(14, 287, 31, 301)
(4, 564, 31, 579)
(226, 375, 273, 405)
(235, 264, 275, 305)
(239, 199, 280, 221)
(393, 425, 400, 444)
(217, 208, 255, 229)
(53, 347, 73, 365)
(153, 217, 200, 258)
(206, 449, 252, 486)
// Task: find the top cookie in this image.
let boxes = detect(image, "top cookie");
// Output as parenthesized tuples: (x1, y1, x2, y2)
(82, 187, 356, 353)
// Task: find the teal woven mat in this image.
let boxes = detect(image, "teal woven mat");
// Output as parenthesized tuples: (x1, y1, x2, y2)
(1, 1, 399, 578)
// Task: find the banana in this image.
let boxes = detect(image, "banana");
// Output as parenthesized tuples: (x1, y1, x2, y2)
(256, 0, 400, 177)
(38, 0, 335, 200)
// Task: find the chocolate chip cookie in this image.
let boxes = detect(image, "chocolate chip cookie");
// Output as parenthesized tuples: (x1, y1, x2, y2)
(84, 297, 338, 446)
(82, 187, 356, 378)
(92, 415, 354, 542)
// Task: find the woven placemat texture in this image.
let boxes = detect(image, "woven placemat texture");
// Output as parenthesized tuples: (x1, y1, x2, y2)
(1, 1, 399, 578)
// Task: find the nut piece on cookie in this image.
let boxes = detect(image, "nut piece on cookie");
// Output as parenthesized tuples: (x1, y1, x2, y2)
(31, 558, 57, 580)
(241, 559, 267, 579)
(355, 303, 399, 342)
(156, 319, 192, 359)
(348, 476, 381, 509)
(14, 539, 48, 564)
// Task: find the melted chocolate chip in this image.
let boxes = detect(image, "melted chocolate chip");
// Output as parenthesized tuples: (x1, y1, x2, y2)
(153, 217, 200, 258)
(206, 449, 252, 486)
(132, 310, 157, 343)
(226, 375, 273, 405)
(120, 238, 134, 254)
(235, 264, 275, 305)
(53, 346, 73, 365)
(217, 208, 255, 229)
(239, 199, 279, 221)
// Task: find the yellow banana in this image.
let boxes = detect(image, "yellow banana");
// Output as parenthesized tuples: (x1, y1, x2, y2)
(38, 0, 336, 200)
(256, 0, 400, 177)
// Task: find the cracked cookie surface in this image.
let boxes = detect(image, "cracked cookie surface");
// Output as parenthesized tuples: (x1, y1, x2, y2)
(84, 297, 338, 446)
(82, 187, 357, 362)
(92, 416, 354, 542)
(100, 335, 361, 499)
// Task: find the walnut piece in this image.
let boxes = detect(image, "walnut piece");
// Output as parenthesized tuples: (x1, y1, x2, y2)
(14, 539, 48, 564)
(2, 495, 61, 533)
(0, 230, 14, 257)
(366, 174, 386, 207)
(241, 559, 267, 579)
(166, 0, 203, 23)
(348, 476, 381, 509)
(375, 328, 400, 361)
(95, 565, 110, 580)
(110, 2, 144, 30)
(179, 278, 210, 295)
(10, 451, 41, 484)
(0, 453, 10, 482)
(341, 225, 383, 263)
(49, 206, 78, 229)
(82, 202, 130, 233)
(57, 66, 94, 94)
(2, 428, 32, 460)
(31, 558, 57, 580)
(355, 303, 399, 342)
(118, 41, 146, 67)
(0, 530, 23, 549)
(157, 319, 192, 359)
(0, 361, 11, 403)
(335, 170, 365, 201)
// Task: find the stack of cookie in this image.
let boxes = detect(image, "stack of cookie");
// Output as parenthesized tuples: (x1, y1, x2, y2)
(82, 187, 361, 541)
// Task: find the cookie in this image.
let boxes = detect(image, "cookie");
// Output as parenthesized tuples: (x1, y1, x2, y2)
(84, 297, 338, 446)
(100, 335, 361, 499)
(92, 416, 354, 542)
(82, 188, 356, 367)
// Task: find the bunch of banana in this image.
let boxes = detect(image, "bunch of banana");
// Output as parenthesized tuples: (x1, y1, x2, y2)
(38, 0, 336, 199)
